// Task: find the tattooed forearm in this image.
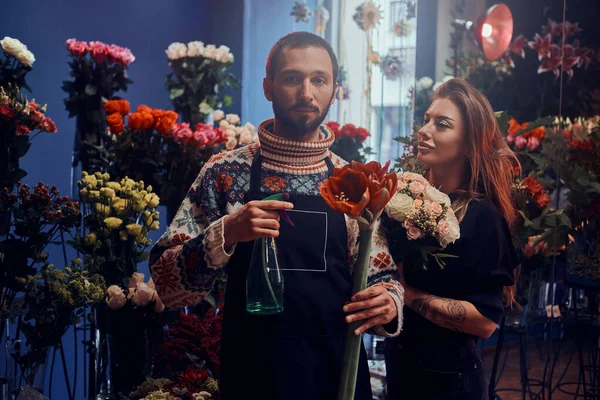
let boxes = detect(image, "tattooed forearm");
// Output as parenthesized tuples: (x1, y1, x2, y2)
(409, 294, 467, 333)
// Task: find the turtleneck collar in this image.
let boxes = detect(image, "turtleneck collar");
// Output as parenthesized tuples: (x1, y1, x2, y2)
(257, 118, 335, 167)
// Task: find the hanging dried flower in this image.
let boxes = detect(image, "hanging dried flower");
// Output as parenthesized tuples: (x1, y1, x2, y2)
(379, 55, 404, 80)
(291, 1, 312, 23)
(353, 1, 383, 31)
(394, 18, 414, 37)
(314, 6, 331, 32)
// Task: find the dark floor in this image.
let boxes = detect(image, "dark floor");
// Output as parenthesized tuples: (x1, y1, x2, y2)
(482, 339, 589, 400)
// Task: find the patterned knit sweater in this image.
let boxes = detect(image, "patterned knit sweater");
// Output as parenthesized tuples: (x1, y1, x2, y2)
(150, 119, 404, 337)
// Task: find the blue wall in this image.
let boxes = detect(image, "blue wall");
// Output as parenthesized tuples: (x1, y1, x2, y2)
(242, 0, 319, 126)
(2, 1, 215, 398)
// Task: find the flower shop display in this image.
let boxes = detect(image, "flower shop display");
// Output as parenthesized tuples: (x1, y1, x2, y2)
(165, 41, 239, 127)
(62, 38, 135, 174)
(8, 261, 105, 395)
(319, 160, 397, 400)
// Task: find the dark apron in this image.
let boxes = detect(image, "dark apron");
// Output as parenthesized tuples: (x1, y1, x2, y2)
(219, 152, 372, 400)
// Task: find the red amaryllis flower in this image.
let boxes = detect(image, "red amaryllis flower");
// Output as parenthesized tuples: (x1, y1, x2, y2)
(321, 167, 370, 217)
(0, 105, 14, 119)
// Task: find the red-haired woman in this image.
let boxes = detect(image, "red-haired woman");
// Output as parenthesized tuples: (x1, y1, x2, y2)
(382, 78, 520, 400)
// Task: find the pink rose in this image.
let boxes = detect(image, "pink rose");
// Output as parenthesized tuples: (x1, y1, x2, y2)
(407, 226, 422, 240)
(131, 282, 155, 307)
(526, 136, 540, 152)
(514, 135, 527, 150)
(110, 46, 135, 66)
(507, 133, 515, 145)
(414, 199, 423, 208)
(193, 130, 209, 147)
(106, 285, 127, 310)
(436, 220, 450, 236)
(397, 181, 408, 192)
(430, 202, 443, 216)
(66, 39, 88, 56)
(409, 181, 425, 196)
(128, 272, 145, 289)
(89, 41, 109, 63)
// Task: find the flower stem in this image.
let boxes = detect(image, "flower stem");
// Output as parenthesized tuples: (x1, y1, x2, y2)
(337, 228, 373, 400)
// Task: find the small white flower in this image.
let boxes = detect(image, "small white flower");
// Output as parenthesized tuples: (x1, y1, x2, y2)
(203, 44, 217, 59)
(225, 136, 238, 150)
(244, 122, 256, 133)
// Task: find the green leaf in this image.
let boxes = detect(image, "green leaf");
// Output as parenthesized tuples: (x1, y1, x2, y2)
(222, 95, 233, 107)
(169, 88, 185, 100)
(12, 168, 27, 182)
(137, 251, 150, 263)
(84, 84, 97, 96)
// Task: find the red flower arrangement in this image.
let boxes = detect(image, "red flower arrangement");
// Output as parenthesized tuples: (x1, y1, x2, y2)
(326, 121, 372, 162)
(522, 176, 551, 209)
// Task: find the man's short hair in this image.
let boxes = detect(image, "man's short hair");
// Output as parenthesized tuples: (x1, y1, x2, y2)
(265, 31, 339, 83)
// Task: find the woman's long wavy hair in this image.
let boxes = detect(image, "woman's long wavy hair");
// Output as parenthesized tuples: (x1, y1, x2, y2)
(431, 78, 521, 307)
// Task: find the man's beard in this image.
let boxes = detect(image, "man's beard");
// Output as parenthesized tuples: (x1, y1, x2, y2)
(272, 93, 333, 140)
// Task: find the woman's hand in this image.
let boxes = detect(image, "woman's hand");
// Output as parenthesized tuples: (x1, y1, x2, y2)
(343, 285, 397, 336)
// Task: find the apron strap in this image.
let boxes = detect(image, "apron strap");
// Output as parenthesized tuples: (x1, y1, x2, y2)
(249, 149, 335, 195)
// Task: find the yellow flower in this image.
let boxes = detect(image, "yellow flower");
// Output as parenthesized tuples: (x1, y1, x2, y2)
(121, 177, 136, 189)
(144, 193, 160, 208)
(72, 257, 82, 265)
(88, 190, 100, 201)
(84, 232, 97, 246)
(80, 188, 89, 199)
(112, 199, 127, 215)
(94, 203, 111, 217)
(147, 185, 153, 192)
(120, 231, 129, 241)
(133, 200, 147, 212)
(100, 187, 116, 198)
(149, 221, 160, 231)
(142, 211, 152, 225)
(126, 224, 143, 236)
(104, 217, 123, 230)
(106, 181, 122, 191)
(102, 172, 110, 180)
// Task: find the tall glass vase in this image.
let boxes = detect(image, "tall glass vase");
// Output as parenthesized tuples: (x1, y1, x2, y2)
(7, 341, 49, 396)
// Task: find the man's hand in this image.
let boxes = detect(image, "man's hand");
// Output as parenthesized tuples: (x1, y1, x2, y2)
(223, 200, 293, 248)
(343, 285, 397, 336)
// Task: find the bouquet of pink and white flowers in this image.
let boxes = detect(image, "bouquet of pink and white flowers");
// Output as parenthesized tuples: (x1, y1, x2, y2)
(383, 171, 460, 269)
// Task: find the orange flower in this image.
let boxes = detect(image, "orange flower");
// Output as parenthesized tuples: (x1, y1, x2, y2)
(508, 118, 526, 136)
(321, 168, 370, 217)
(128, 112, 144, 130)
(140, 112, 155, 130)
(103, 99, 130, 116)
(107, 113, 124, 134)
(136, 105, 153, 114)
(523, 126, 546, 140)
(155, 113, 178, 135)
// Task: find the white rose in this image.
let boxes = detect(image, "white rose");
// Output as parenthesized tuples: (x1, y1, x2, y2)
(439, 211, 460, 247)
(423, 185, 451, 207)
(213, 109, 225, 122)
(239, 130, 253, 144)
(15, 48, 35, 67)
(215, 45, 231, 62)
(244, 122, 256, 133)
(226, 113, 241, 125)
(203, 44, 217, 59)
(385, 193, 413, 222)
(1, 37, 27, 58)
(225, 136, 238, 150)
(416, 76, 433, 91)
(106, 285, 127, 310)
(132, 282, 156, 307)
(187, 41, 204, 57)
(165, 42, 187, 60)
(225, 128, 236, 138)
